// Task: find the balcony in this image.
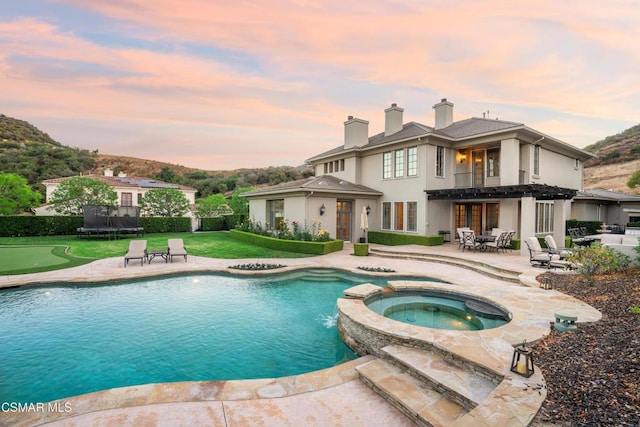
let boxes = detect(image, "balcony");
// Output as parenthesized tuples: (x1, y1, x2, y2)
(454, 170, 526, 188)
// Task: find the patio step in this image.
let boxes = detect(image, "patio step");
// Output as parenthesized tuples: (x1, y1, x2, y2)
(380, 345, 499, 410)
(368, 248, 521, 283)
(356, 358, 467, 427)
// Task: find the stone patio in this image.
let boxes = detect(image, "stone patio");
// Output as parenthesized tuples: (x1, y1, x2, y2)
(0, 242, 601, 426)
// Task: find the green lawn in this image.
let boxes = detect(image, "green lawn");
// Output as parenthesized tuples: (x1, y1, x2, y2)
(0, 232, 312, 275)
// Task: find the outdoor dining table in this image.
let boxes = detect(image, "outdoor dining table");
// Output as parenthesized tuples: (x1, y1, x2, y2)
(475, 235, 496, 251)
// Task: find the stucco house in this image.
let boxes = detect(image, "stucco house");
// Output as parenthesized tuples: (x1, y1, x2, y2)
(572, 188, 640, 226)
(243, 99, 595, 254)
(37, 169, 197, 217)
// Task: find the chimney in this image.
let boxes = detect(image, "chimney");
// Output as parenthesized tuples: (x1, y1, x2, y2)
(433, 98, 454, 130)
(344, 115, 369, 148)
(384, 103, 404, 136)
(104, 168, 113, 177)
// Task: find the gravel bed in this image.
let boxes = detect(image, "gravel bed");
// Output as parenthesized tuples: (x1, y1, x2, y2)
(530, 269, 640, 426)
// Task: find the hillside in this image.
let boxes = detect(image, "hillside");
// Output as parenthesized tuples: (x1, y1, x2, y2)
(583, 123, 640, 193)
(0, 113, 312, 197)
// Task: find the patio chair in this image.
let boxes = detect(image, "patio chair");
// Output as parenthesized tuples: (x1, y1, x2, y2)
(486, 230, 509, 253)
(456, 227, 471, 250)
(502, 230, 515, 252)
(524, 237, 559, 268)
(461, 230, 482, 252)
(124, 239, 147, 267)
(544, 235, 572, 259)
(168, 238, 188, 263)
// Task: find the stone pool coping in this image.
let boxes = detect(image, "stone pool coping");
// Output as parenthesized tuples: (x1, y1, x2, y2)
(0, 247, 602, 426)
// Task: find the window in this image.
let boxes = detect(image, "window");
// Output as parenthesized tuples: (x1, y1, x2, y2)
(407, 202, 417, 232)
(324, 163, 328, 173)
(535, 201, 554, 233)
(137, 193, 143, 205)
(382, 202, 391, 229)
(533, 145, 540, 175)
(267, 199, 285, 230)
(574, 159, 579, 170)
(435, 146, 444, 177)
(487, 149, 500, 177)
(394, 202, 404, 230)
(329, 162, 334, 173)
(394, 149, 404, 178)
(383, 152, 392, 179)
(407, 146, 418, 176)
(486, 203, 499, 230)
(121, 192, 133, 206)
(340, 159, 345, 171)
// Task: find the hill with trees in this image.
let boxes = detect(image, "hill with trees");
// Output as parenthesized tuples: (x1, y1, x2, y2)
(0, 113, 312, 201)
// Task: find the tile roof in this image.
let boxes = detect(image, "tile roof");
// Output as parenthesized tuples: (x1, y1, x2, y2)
(42, 174, 196, 191)
(306, 118, 524, 162)
(575, 188, 640, 201)
(242, 175, 383, 197)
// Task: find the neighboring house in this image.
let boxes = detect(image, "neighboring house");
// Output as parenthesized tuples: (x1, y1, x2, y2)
(243, 98, 595, 254)
(37, 169, 197, 219)
(572, 188, 640, 226)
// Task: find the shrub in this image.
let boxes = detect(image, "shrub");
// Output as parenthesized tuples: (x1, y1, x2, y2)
(139, 217, 190, 233)
(567, 244, 631, 282)
(367, 231, 443, 246)
(353, 243, 369, 256)
(235, 218, 331, 242)
(0, 216, 83, 236)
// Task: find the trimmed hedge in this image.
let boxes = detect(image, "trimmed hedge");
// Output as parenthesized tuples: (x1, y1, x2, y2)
(0, 216, 191, 237)
(0, 216, 83, 237)
(201, 214, 246, 231)
(229, 229, 343, 255)
(138, 217, 190, 233)
(627, 222, 640, 228)
(566, 219, 602, 235)
(367, 231, 443, 246)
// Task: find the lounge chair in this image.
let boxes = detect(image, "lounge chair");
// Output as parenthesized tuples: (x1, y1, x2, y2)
(524, 237, 559, 268)
(168, 238, 188, 263)
(544, 235, 573, 259)
(124, 240, 147, 267)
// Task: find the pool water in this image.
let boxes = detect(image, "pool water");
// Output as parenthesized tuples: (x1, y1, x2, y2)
(0, 269, 437, 403)
(366, 293, 509, 331)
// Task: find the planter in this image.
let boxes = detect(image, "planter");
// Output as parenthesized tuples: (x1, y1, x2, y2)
(353, 242, 369, 256)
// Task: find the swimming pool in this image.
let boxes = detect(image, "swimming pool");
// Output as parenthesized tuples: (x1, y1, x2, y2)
(0, 269, 439, 403)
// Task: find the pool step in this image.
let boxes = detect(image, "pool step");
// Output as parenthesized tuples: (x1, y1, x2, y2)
(368, 248, 521, 283)
(380, 345, 498, 410)
(356, 358, 467, 427)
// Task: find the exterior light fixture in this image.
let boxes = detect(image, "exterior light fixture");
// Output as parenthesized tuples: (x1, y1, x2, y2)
(366, 205, 371, 215)
(319, 204, 326, 216)
(510, 339, 535, 377)
(458, 149, 467, 163)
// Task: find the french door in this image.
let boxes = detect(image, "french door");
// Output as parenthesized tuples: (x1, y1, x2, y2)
(336, 200, 352, 241)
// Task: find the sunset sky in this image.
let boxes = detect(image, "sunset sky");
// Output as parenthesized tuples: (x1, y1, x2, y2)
(2, 1, 639, 170)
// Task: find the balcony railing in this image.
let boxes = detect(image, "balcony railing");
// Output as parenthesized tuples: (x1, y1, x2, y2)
(454, 170, 526, 188)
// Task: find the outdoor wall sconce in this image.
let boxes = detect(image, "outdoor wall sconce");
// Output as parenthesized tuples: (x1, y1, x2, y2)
(458, 149, 467, 163)
(366, 205, 371, 215)
(319, 204, 326, 216)
(510, 339, 535, 377)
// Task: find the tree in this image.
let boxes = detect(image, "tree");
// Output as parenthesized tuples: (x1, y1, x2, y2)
(140, 188, 190, 217)
(227, 186, 254, 216)
(49, 176, 117, 214)
(195, 194, 228, 218)
(627, 169, 640, 190)
(0, 173, 42, 215)
(155, 167, 180, 184)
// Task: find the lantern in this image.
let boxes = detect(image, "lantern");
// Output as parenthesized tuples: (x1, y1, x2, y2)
(539, 277, 552, 290)
(510, 339, 535, 377)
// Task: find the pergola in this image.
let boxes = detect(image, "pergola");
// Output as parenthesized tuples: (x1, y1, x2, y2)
(425, 183, 577, 201)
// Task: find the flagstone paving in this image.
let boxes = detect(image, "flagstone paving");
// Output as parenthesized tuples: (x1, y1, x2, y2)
(0, 242, 601, 426)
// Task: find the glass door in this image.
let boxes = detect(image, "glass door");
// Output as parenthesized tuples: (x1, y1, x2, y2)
(336, 200, 352, 241)
(472, 151, 484, 187)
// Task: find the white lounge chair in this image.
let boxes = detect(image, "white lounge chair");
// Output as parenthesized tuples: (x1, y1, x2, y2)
(168, 238, 188, 263)
(461, 230, 482, 251)
(124, 240, 147, 267)
(544, 235, 573, 259)
(524, 237, 559, 267)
